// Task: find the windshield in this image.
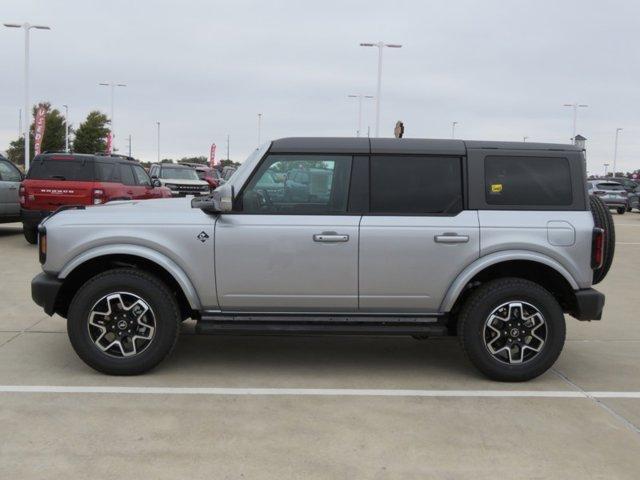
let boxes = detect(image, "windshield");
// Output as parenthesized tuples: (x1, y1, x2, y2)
(597, 183, 625, 191)
(160, 166, 199, 181)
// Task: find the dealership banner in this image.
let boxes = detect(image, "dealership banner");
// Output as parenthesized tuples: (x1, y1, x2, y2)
(34, 107, 47, 156)
(105, 132, 112, 154)
(209, 143, 217, 167)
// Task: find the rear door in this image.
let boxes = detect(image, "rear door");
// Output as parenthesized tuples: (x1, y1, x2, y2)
(215, 153, 359, 311)
(359, 155, 479, 313)
(0, 160, 22, 217)
(24, 157, 96, 210)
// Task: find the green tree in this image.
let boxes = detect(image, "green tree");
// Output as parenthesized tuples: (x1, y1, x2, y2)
(178, 156, 208, 165)
(6, 102, 67, 166)
(220, 159, 240, 168)
(73, 111, 110, 154)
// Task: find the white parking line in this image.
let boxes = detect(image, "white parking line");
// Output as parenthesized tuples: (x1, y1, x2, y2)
(616, 242, 640, 245)
(0, 385, 638, 398)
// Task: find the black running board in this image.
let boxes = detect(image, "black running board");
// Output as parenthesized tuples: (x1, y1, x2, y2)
(196, 314, 449, 336)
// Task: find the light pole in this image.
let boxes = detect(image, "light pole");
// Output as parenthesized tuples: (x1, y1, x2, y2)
(62, 104, 69, 152)
(18, 108, 22, 137)
(563, 103, 588, 142)
(99, 82, 127, 150)
(226, 134, 230, 160)
(257, 113, 263, 147)
(127, 134, 132, 158)
(348, 94, 374, 137)
(359, 41, 402, 137)
(156, 122, 160, 163)
(451, 121, 458, 139)
(604, 163, 610, 177)
(4, 22, 51, 171)
(523, 136, 529, 142)
(613, 128, 623, 176)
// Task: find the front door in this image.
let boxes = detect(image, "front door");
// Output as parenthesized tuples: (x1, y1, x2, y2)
(359, 155, 479, 313)
(215, 154, 359, 312)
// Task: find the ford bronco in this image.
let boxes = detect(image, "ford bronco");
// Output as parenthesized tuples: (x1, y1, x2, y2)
(31, 138, 612, 381)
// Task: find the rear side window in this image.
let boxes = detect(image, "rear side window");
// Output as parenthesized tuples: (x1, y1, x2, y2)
(95, 162, 121, 183)
(119, 164, 136, 186)
(485, 156, 572, 206)
(27, 159, 94, 181)
(370, 156, 463, 214)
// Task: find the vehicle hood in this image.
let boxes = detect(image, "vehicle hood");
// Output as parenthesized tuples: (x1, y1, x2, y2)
(159, 178, 209, 187)
(43, 197, 213, 227)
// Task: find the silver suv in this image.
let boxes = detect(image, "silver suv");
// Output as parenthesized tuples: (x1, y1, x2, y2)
(31, 138, 611, 381)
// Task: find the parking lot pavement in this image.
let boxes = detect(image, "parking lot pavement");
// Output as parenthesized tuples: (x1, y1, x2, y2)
(1, 217, 640, 479)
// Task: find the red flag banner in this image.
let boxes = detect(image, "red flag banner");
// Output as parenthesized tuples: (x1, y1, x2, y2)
(105, 132, 112, 154)
(34, 107, 47, 156)
(209, 143, 217, 167)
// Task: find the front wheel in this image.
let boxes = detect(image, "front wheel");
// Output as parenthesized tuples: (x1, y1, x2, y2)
(67, 268, 180, 375)
(617, 207, 626, 215)
(458, 278, 566, 382)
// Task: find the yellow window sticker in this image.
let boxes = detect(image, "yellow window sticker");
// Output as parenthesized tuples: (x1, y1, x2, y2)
(491, 183, 503, 193)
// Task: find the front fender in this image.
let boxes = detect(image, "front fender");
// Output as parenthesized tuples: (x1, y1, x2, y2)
(58, 244, 201, 310)
(439, 250, 580, 312)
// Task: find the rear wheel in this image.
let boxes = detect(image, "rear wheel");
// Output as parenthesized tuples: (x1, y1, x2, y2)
(23, 225, 37, 244)
(458, 278, 566, 382)
(616, 207, 626, 215)
(67, 268, 180, 375)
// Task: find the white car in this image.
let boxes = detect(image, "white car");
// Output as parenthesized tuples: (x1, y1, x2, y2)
(149, 163, 210, 197)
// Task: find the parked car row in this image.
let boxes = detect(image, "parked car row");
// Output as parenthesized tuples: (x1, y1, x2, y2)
(4, 153, 222, 244)
(587, 177, 640, 214)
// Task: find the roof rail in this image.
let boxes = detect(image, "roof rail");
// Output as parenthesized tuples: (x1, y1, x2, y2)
(94, 153, 138, 162)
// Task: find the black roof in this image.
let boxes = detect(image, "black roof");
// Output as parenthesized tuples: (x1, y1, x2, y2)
(34, 152, 139, 164)
(269, 137, 582, 155)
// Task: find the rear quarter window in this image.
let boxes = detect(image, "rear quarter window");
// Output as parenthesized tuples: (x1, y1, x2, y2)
(27, 159, 95, 181)
(485, 156, 572, 206)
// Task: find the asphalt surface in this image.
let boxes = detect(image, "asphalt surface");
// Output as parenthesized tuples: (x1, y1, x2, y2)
(1, 216, 639, 479)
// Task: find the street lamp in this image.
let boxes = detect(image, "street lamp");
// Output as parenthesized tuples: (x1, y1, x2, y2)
(451, 121, 458, 139)
(359, 41, 402, 137)
(99, 82, 127, 150)
(156, 122, 160, 163)
(563, 103, 588, 142)
(257, 113, 263, 147)
(604, 163, 610, 177)
(523, 136, 529, 142)
(62, 104, 69, 152)
(613, 128, 623, 176)
(4, 22, 51, 170)
(347, 94, 374, 137)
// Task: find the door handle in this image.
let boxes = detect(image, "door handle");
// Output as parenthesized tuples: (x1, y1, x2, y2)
(434, 233, 470, 244)
(313, 232, 349, 243)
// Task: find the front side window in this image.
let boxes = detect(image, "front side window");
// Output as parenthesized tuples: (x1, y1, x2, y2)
(485, 156, 572, 206)
(370, 156, 463, 214)
(241, 155, 352, 214)
(0, 161, 22, 182)
(132, 165, 151, 186)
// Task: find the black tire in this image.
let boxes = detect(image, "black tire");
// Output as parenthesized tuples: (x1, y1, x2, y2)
(67, 268, 180, 375)
(458, 278, 566, 382)
(616, 207, 626, 215)
(589, 195, 615, 284)
(23, 225, 37, 244)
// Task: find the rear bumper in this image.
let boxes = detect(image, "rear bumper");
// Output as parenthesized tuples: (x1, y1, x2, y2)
(20, 208, 51, 229)
(571, 288, 605, 321)
(31, 272, 63, 316)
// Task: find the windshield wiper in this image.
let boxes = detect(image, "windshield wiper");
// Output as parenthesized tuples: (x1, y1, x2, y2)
(50, 175, 66, 180)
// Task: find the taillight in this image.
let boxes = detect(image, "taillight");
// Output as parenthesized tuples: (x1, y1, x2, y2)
(92, 188, 105, 205)
(19, 185, 26, 206)
(38, 225, 47, 264)
(620, 191, 628, 196)
(594, 191, 606, 196)
(591, 228, 604, 269)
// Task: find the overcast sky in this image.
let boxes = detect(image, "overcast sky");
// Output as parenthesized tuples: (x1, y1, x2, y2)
(1, 0, 639, 174)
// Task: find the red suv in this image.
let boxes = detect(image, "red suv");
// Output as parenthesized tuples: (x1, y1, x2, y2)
(20, 153, 171, 243)
(180, 163, 221, 189)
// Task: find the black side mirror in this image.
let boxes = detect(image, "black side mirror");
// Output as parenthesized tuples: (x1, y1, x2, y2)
(151, 179, 162, 188)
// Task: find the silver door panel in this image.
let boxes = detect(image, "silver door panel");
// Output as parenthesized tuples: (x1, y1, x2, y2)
(359, 211, 480, 312)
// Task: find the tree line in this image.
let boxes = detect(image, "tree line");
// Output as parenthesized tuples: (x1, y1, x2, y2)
(6, 102, 110, 165)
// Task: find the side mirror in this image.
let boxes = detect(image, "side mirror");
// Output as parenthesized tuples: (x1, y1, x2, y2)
(151, 179, 162, 188)
(192, 184, 234, 214)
